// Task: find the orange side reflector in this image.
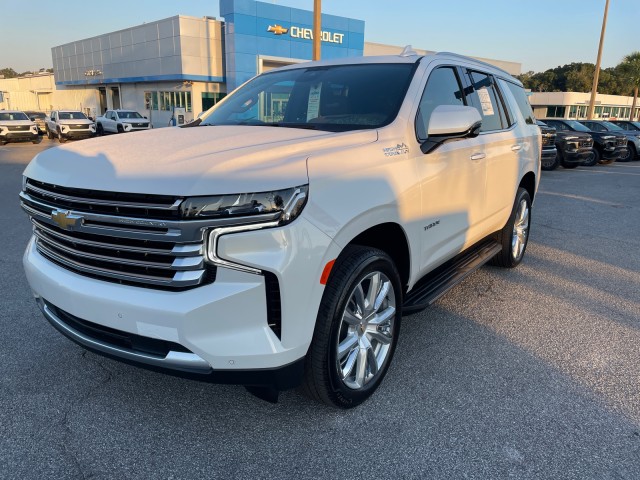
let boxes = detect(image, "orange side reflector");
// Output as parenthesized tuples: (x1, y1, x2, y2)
(320, 259, 336, 285)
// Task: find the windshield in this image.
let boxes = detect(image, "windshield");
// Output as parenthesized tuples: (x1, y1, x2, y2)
(118, 111, 143, 119)
(25, 112, 46, 119)
(599, 120, 623, 131)
(59, 112, 88, 120)
(564, 120, 592, 132)
(200, 63, 416, 132)
(0, 112, 29, 121)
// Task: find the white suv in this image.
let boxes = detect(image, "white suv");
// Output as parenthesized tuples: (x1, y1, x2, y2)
(20, 51, 540, 408)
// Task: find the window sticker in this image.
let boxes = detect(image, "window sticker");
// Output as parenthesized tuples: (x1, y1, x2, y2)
(477, 88, 495, 116)
(307, 83, 322, 121)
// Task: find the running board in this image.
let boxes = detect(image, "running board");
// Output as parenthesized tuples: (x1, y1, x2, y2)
(402, 239, 501, 314)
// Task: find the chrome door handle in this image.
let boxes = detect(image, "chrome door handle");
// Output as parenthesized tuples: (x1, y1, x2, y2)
(511, 144, 523, 152)
(470, 153, 486, 161)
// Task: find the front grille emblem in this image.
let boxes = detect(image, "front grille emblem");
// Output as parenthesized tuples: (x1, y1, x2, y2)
(51, 209, 83, 230)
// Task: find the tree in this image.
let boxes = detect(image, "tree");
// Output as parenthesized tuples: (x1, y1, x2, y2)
(0, 67, 18, 79)
(618, 52, 640, 120)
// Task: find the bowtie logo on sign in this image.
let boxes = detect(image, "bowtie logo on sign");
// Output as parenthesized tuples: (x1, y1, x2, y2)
(267, 25, 289, 35)
(266, 25, 344, 44)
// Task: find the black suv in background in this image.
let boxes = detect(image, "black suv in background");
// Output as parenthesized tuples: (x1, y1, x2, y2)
(536, 120, 558, 170)
(580, 120, 639, 161)
(611, 120, 640, 132)
(540, 119, 593, 169)
(542, 119, 622, 166)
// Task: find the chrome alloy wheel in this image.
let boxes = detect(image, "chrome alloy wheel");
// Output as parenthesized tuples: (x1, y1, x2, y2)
(511, 198, 530, 261)
(336, 271, 396, 390)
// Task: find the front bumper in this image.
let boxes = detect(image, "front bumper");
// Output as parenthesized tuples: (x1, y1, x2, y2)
(1, 131, 39, 142)
(61, 130, 96, 140)
(541, 147, 557, 161)
(23, 216, 338, 383)
(560, 148, 591, 164)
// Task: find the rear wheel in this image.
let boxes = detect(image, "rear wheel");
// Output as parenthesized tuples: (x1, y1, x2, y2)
(491, 187, 531, 268)
(301, 246, 402, 408)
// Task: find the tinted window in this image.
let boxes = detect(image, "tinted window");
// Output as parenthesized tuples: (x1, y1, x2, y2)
(58, 112, 88, 120)
(467, 71, 507, 132)
(504, 80, 535, 125)
(0, 112, 29, 121)
(544, 120, 567, 131)
(583, 122, 605, 132)
(201, 63, 416, 132)
(564, 120, 591, 132)
(415, 67, 465, 140)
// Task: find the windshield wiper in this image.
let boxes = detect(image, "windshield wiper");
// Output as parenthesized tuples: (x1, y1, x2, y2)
(267, 122, 321, 130)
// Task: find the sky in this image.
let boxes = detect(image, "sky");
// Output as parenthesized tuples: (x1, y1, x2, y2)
(1, 0, 638, 73)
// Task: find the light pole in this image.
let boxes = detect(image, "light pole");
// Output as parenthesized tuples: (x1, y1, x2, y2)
(587, 0, 610, 120)
(313, 0, 321, 61)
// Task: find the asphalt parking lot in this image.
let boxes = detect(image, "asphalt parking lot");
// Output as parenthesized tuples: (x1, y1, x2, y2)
(1, 138, 639, 479)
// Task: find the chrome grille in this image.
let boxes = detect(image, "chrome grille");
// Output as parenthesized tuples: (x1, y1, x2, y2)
(8, 125, 30, 131)
(542, 133, 555, 146)
(69, 124, 90, 130)
(20, 180, 211, 290)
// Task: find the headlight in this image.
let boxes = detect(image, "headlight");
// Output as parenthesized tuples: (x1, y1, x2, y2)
(193, 185, 308, 272)
(181, 185, 308, 224)
(564, 136, 578, 141)
(602, 135, 614, 140)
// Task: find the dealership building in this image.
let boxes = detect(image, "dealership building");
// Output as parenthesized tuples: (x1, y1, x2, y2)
(1, 0, 526, 127)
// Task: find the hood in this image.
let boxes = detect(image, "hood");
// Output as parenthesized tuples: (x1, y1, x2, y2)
(58, 118, 94, 125)
(23, 125, 378, 196)
(555, 131, 591, 140)
(0, 120, 35, 127)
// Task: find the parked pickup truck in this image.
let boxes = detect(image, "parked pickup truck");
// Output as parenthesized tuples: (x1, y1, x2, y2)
(45, 110, 96, 143)
(96, 110, 151, 135)
(20, 51, 540, 408)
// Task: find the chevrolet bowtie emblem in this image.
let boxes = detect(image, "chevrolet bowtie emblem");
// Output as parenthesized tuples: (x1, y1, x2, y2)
(51, 209, 83, 231)
(267, 24, 289, 35)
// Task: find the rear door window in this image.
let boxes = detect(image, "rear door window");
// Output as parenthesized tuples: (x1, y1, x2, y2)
(466, 70, 508, 132)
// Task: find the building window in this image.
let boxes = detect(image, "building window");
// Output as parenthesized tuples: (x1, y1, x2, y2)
(569, 105, 578, 118)
(578, 106, 587, 119)
(546, 106, 566, 118)
(144, 91, 191, 112)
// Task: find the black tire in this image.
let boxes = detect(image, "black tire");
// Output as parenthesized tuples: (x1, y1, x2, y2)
(117, 124, 124, 133)
(491, 187, 531, 268)
(0, 140, 7, 146)
(46, 127, 52, 139)
(96, 124, 104, 136)
(57, 130, 67, 143)
(541, 152, 559, 171)
(301, 246, 402, 408)
(583, 149, 600, 167)
(617, 143, 634, 162)
(558, 150, 577, 169)
(32, 136, 42, 144)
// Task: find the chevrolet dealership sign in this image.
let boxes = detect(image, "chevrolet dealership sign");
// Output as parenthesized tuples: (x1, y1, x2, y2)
(267, 24, 345, 44)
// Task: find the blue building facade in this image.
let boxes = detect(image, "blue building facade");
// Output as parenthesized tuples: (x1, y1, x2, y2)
(220, 0, 365, 90)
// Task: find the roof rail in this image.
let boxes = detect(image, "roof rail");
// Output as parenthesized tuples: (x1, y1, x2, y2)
(435, 51, 513, 77)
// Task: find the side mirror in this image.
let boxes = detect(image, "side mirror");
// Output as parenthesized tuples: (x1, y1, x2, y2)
(420, 105, 482, 154)
(30, 117, 36, 122)
(143, 116, 147, 119)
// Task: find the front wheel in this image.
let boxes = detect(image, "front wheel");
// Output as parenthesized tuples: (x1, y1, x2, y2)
(617, 144, 633, 162)
(491, 187, 531, 268)
(541, 152, 559, 171)
(96, 124, 104, 136)
(301, 246, 402, 408)
(57, 130, 67, 143)
(583, 149, 600, 167)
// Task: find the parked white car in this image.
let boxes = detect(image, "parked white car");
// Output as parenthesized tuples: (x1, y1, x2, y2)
(45, 110, 96, 142)
(21, 51, 540, 407)
(0, 110, 40, 144)
(96, 110, 151, 135)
